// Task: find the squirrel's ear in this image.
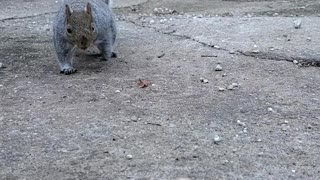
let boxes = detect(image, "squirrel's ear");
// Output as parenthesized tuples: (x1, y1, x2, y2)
(85, 2, 92, 16)
(65, 4, 72, 18)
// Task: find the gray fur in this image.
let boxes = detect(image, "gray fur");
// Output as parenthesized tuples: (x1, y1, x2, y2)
(53, 0, 116, 75)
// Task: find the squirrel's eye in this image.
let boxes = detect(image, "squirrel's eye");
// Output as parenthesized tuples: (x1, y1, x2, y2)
(91, 26, 95, 31)
(67, 27, 72, 34)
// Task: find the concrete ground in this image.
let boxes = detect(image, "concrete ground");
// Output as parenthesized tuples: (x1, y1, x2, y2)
(1, 0, 320, 179)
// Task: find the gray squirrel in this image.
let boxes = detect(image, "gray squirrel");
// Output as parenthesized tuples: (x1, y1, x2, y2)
(53, 0, 117, 75)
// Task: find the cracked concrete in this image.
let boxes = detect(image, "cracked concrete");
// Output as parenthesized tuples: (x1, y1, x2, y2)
(1, 0, 320, 179)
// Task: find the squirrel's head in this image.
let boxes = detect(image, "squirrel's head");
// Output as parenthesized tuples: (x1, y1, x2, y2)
(64, 3, 97, 50)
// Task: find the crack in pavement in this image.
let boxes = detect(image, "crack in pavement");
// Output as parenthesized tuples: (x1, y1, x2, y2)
(0, 12, 57, 22)
(2, 9, 319, 67)
(237, 50, 320, 67)
(123, 18, 320, 67)
(0, 0, 152, 22)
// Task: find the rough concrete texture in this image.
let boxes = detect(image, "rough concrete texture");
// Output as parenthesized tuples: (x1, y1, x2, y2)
(1, 0, 320, 179)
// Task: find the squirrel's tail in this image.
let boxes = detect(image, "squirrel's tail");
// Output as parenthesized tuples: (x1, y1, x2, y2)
(105, 0, 113, 8)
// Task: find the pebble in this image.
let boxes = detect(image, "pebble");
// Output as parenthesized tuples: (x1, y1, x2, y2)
(243, 128, 248, 133)
(294, 19, 302, 29)
(267, 107, 274, 112)
(115, 90, 121, 93)
(306, 37, 312, 41)
(257, 139, 262, 142)
(237, 120, 246, 126)
(126, 154, 133, 160)
(149, 19, 155, 24)
(231, 83, 238, 87)
(293, 60, 298, 64)
(232, 149, 238, 153)
(213, 135, 222, 144)
(229, 50, 235, 54)
(252, 49, 260, 53)
(0, 63, 6, 68)
(159, 19, 167, 24)
(227, 83, 238, 90)
(214, 45, 220, 49)
(227, 85, 234, 90)
(131, 116, 138, 121)
(215, 64, 223, 71)
(284, 120, 289, 124)
(218, 87, 225, 91)
(176, 178, 192, 180)
(200, 77, 209, 83)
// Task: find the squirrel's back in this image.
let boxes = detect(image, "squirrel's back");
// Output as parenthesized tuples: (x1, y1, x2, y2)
(61, 0, 112, 10)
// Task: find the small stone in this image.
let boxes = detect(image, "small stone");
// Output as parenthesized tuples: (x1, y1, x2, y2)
(131, 116, 138, 121)
(159, 19, 167, 24)
(200, 77, 205, 82)
(203, 79, 209, 84)
(213, 135, 222, 144)
(293, 60, 298, 64)
(294, 19, 302, 29)
(292, 170, 296, 173)
(176, 178, 192, 180)
(218, 87, 225, 91)
(126, 154, 133, 160)
(284, 120, 289, 124)
(222, 73, 227, 77)
(306, 37, 312, 41)
(214, 45, 220, 49)
(227, 83, 238, 90)
(115, 90, 121, 93)
(215, 64, 223, 71)
(282, 127, 287, 131)
(0, 63, 6, 68)
(257, 139, 262, 142)
(243, 128, 248, 133)
(229, 50, 235, 54)
(252, 49, 260, 53)
(227, 85, 234, 90)
(237, 120, 246, 126)
(232, 149, 238, 153)
(149, 19, 155, 24)
(267, 107, 274, 112)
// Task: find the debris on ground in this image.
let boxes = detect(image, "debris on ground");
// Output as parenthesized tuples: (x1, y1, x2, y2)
(126, 154, 133, 160)
(227, 83, 238, 90)
(201, 54, 218, 57)
(215, 64, 223, 71)
(0, 63, 6, 68)
(294, 19, 302, 29)
(213, 134, 223, 144)
(138, 79, 151, 88)
(218, 87, 226, 91)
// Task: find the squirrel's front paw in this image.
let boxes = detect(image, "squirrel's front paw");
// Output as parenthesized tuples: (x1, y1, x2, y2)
(60, 67, 77, 75)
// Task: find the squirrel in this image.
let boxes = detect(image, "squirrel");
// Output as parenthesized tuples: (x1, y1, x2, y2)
(53, 0, 117, 75)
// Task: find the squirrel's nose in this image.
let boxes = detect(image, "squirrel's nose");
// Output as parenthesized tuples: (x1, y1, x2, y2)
(80, 36, 88, 46)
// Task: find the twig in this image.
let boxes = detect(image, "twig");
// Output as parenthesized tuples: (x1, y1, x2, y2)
(201, 55, 218, 57)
